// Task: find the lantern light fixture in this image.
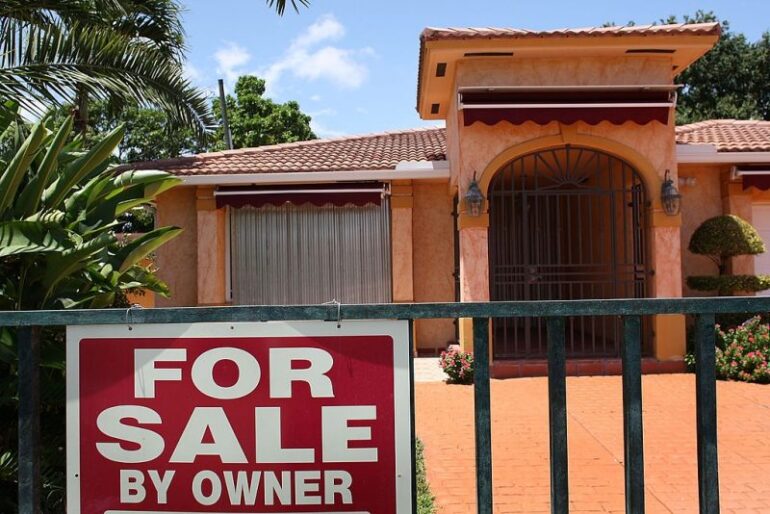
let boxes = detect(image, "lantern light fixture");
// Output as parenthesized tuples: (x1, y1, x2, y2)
(464, 177, 485, 217)
(661, 169, 682, 216)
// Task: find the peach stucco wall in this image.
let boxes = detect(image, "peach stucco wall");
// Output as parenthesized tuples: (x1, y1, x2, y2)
(679, 164, 726, 296)
(412, 181, 456, 352)
(447, 56, 685, 359)
(155, 186, 198, 307)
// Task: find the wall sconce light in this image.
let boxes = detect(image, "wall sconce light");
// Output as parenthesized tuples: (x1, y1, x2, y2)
(661, 169, 682, 216)
(464, 177, 485, 217)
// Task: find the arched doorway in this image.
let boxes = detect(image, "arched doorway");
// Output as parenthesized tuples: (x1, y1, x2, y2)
(488, 145, 650, 359)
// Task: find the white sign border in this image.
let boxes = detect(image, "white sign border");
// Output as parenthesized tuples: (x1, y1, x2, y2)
(66, 320, 413, 514)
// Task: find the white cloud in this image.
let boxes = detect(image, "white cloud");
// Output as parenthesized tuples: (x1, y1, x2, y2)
(310, 118, 346, 138)
(310, 94, 322, 101)
(262, 14, 371, 95)
(214, 42, 251, 83)
(184, 63, 204, 84)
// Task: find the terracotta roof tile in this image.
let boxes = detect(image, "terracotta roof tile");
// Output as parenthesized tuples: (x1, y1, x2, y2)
(126, 127, 447, 176)
(420, 23, 721, 42)
(675, 120, 770, 152)
(125, 118, 770, 178)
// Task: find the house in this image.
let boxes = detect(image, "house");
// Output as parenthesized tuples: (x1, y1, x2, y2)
(127, 22, 770, 376)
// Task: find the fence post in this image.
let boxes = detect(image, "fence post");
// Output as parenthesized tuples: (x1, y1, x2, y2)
(17, 326, 42, 514)
(546, 317, 568, 514)
(695, 313, 720, 514)
(472, 317, 493, 514)
(621, 315, 645, 514)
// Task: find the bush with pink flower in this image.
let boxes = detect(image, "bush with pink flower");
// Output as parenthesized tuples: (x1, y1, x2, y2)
(438, 348, 474, 384)
(715, 316, 770, 384)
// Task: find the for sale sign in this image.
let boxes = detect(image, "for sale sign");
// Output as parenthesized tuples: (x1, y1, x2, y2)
(66, 320, 412, 514)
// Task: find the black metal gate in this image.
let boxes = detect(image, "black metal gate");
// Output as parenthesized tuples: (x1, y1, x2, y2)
(489, 146, 650, 359)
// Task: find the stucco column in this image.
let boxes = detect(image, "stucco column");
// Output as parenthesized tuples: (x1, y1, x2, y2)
(196, 186, 227, 306)
(390, 181, 414, 304)
(650, 211, 686, 360)
(722, 179, 755, 276)
(457, 213, 490, 353)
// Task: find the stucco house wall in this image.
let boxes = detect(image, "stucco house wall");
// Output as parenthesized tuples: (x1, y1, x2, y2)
(155, 186, 198, 307)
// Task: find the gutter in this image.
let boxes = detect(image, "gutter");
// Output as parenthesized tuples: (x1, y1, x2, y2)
(676, 144, 770, 164)
(177, 160, 450, 185)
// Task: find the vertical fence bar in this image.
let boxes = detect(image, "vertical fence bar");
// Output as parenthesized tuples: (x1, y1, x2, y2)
(546, 317, 568, 514)
(621, 315, 645, 514)
(17, 326, 41, 514)
(695, 313, 720, 514)
(473, 317, 493, 514)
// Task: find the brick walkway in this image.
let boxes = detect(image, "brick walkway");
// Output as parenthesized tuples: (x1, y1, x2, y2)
(415, 375, 770, 513)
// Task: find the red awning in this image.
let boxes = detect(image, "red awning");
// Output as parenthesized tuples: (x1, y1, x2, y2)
(735, 165, 770, 191)
(215, 183, 386, 209)
(459, 86, 676, 127)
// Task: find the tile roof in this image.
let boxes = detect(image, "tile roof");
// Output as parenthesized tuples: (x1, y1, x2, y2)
(420, 23, 721, 42)
(125, 127, 447, 176)
(675, 120, 770, 152)
(127, 118, 770, 178)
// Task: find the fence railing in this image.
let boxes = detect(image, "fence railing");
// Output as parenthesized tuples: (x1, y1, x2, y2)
(4, 295, 770, 514)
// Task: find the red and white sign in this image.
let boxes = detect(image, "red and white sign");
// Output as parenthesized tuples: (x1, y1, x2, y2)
(66, 320, 412, 514)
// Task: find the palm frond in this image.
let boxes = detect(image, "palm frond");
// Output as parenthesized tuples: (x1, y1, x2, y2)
(0, 18, 213, 140)
(266, 0, 310, 16)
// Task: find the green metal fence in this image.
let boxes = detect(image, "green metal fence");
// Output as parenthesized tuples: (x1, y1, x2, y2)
(4, 295, 770, 514)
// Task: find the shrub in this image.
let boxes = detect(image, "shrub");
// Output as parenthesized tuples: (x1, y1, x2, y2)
(687, 215, 770, 295)
(689, 215, 765, 259)
(715, 316, 770, 383)
(687, 275, 770, 294)
(438, 348, 474, 384)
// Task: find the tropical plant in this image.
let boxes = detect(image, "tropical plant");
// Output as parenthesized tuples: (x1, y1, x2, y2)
(686, 215, 770, 295)
(0, 106, 182, 511)
(0, 0, 213, 139)
(0, 105, 182, 310)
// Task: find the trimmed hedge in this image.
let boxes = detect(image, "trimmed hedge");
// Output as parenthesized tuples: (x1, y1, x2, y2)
(687, 274, 770, 294)
(688, 215, 766, 258)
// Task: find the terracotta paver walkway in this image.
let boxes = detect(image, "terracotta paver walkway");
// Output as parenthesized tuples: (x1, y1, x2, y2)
(416, 375, 770, 514)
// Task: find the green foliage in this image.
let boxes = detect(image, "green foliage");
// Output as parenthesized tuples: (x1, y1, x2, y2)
(86, 99, 206, 162)
(0, 0, 214, 139)
(439, 347, 474, 384)
(211, 75, 316, 150)
(0, 107, 182, 511)
(687, 275, 770, 294)
(0, 105, 182, 310)
(415, 438, 436, 514)
(715, 316, 770, 383)
(687, 215, 770, 295)
(689, 215, 766, 259)
(611, 11, 770, 123)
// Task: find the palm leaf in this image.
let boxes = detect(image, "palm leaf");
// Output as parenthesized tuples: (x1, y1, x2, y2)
(0, 18, 213, 140)
(113, 226, 181, 273)
(0, 120, 49, 214)
(0, 220, 71, 257)
(266, 0, 310, 16)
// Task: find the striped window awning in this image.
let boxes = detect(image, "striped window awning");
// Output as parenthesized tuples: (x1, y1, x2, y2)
(215, 182, 387, 209)
(459, 85, 678, 127)
(734, 166, 770, 191)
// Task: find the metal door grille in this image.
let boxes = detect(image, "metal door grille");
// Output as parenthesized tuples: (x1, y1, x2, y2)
(230, 201, 392, 305)
(489, 146, 650, 359)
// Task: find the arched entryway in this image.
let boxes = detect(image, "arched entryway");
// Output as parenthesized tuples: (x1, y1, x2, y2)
(488, 145, 650, 359)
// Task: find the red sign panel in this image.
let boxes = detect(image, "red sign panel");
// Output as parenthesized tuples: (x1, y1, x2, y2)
(66, 321, 412, 514)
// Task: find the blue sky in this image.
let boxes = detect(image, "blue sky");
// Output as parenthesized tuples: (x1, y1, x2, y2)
(181, 0, 769, 138)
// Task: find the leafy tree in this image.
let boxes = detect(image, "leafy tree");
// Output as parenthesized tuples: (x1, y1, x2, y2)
(686, 215, 770, 295)
(87, 100, 206, 162)
(606, 11, 770, 123)
(0, 0, 213, 140)
(211, 75, 315, 150)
